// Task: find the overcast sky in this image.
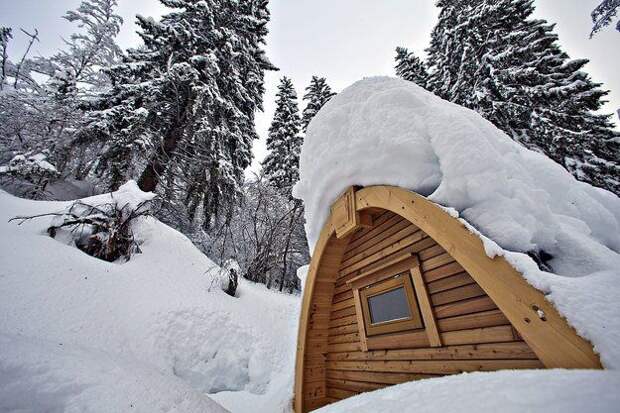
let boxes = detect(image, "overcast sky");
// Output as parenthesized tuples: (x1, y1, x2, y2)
(1, 0, 618, 173)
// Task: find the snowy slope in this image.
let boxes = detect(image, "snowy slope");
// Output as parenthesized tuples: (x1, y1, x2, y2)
(315, 370, 620, 413)
(0, 184, 299, 413)
(294, 77, 620, 368)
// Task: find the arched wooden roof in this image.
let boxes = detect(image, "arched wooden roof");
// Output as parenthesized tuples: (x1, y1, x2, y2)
(295, 185, 601, 412)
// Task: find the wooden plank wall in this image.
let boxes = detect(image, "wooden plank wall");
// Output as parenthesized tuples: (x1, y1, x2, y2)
(324, 210, 543, 405)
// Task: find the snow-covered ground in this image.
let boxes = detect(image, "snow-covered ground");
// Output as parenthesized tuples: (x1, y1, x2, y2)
(295, 76, 620, 369)
(316, 370, 620, 413)
(0, 184, 299, 413)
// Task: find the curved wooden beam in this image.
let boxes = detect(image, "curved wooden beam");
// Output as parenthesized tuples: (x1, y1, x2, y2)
(294, 216, 341, 413)
(354, 186, 601, 369)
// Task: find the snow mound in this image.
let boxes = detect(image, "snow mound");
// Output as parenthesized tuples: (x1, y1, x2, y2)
(315, 370, 620, 413)
(0, 334, 227, 413)
(0, 186, 299, 412)
(294, 77, 620, 367)
(81, 179, 156, 210)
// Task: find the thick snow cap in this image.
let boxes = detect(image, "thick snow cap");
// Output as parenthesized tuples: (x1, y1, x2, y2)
(294, 76, 620, 367)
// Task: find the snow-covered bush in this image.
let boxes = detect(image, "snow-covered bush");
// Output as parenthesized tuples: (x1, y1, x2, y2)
(0, 151, 59, 177)
(11, 180, 155, 262)
(48, 200, 151, 262)
(0, 1, 124, 195)
(0, 151, 60, 198)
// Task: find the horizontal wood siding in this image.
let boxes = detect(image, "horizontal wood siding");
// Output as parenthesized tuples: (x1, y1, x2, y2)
(324, 209, 542, 403)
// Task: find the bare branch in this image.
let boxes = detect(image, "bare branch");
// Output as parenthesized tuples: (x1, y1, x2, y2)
(13, 28, 39, 88)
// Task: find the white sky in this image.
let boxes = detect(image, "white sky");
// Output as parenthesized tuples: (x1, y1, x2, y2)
(1, 0, 618, 174)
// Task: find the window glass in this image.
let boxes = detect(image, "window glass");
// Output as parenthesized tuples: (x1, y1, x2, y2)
(368, 286, 411, 324)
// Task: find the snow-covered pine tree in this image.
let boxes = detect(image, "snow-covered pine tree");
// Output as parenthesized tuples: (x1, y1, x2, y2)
(81, 0, 274, 224)
(394, 47, 428, 89)
(591, 0, 620, 36)
(424, 0, 472, 101)
(261, 76, 312, 291)
(425, 0, 620, 195)
(262, 76, 302, 189)
(300, 76, 335, 133)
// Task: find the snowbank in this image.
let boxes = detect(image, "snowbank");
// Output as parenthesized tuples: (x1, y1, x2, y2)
(296, 264, 309, 290)
(0, 334, 227, 413)
(294, 77, 620, 367)
(0, 185, 299, 412)
(315, 370, 620, 413)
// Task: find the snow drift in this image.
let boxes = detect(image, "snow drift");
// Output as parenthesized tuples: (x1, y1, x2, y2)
(294, 77, 620, 368)
(315, 370, 620, 413)
(0, 183, 299, 412)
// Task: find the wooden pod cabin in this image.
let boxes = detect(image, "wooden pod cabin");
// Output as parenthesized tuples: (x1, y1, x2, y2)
(294, 185, 602, 412)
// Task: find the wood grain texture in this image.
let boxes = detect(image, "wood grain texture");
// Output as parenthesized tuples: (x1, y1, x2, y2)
(410, 259, 442, 347)
(327, 369, 437, 384)
(327, 359, 544, 374)
(326, 342, 538, 361)
(343, 220, 417, 263)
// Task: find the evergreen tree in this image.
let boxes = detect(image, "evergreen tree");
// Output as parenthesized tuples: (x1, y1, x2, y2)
(425, 0, 620, 195)
(262, 76, 302, 189)
(591, 0, 620, 36)
(82, 0, 274, 224)
(394, 47, 428, 89)
(300, 76, 335, 132)
(425, 0, 471, 101)
(261, 77, 311, 292)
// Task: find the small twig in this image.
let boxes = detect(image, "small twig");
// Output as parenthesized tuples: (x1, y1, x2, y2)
(9, 211, 64, 225)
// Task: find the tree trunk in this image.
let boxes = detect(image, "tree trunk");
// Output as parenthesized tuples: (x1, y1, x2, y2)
(138, 123, 184, 192)
(279, 202, 301, 292)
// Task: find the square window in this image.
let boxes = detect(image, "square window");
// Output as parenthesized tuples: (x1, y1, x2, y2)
(359, 272, 424, 336)
(368, 286, 411, 324)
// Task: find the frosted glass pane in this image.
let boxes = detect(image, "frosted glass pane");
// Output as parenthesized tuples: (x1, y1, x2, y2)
(368, 287, 411, 324)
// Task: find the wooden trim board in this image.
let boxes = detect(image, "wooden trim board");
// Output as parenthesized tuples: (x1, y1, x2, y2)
(410, 258, 442, 347)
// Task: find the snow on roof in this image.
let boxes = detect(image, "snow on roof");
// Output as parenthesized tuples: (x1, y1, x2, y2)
(294, 76, 620, 368)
